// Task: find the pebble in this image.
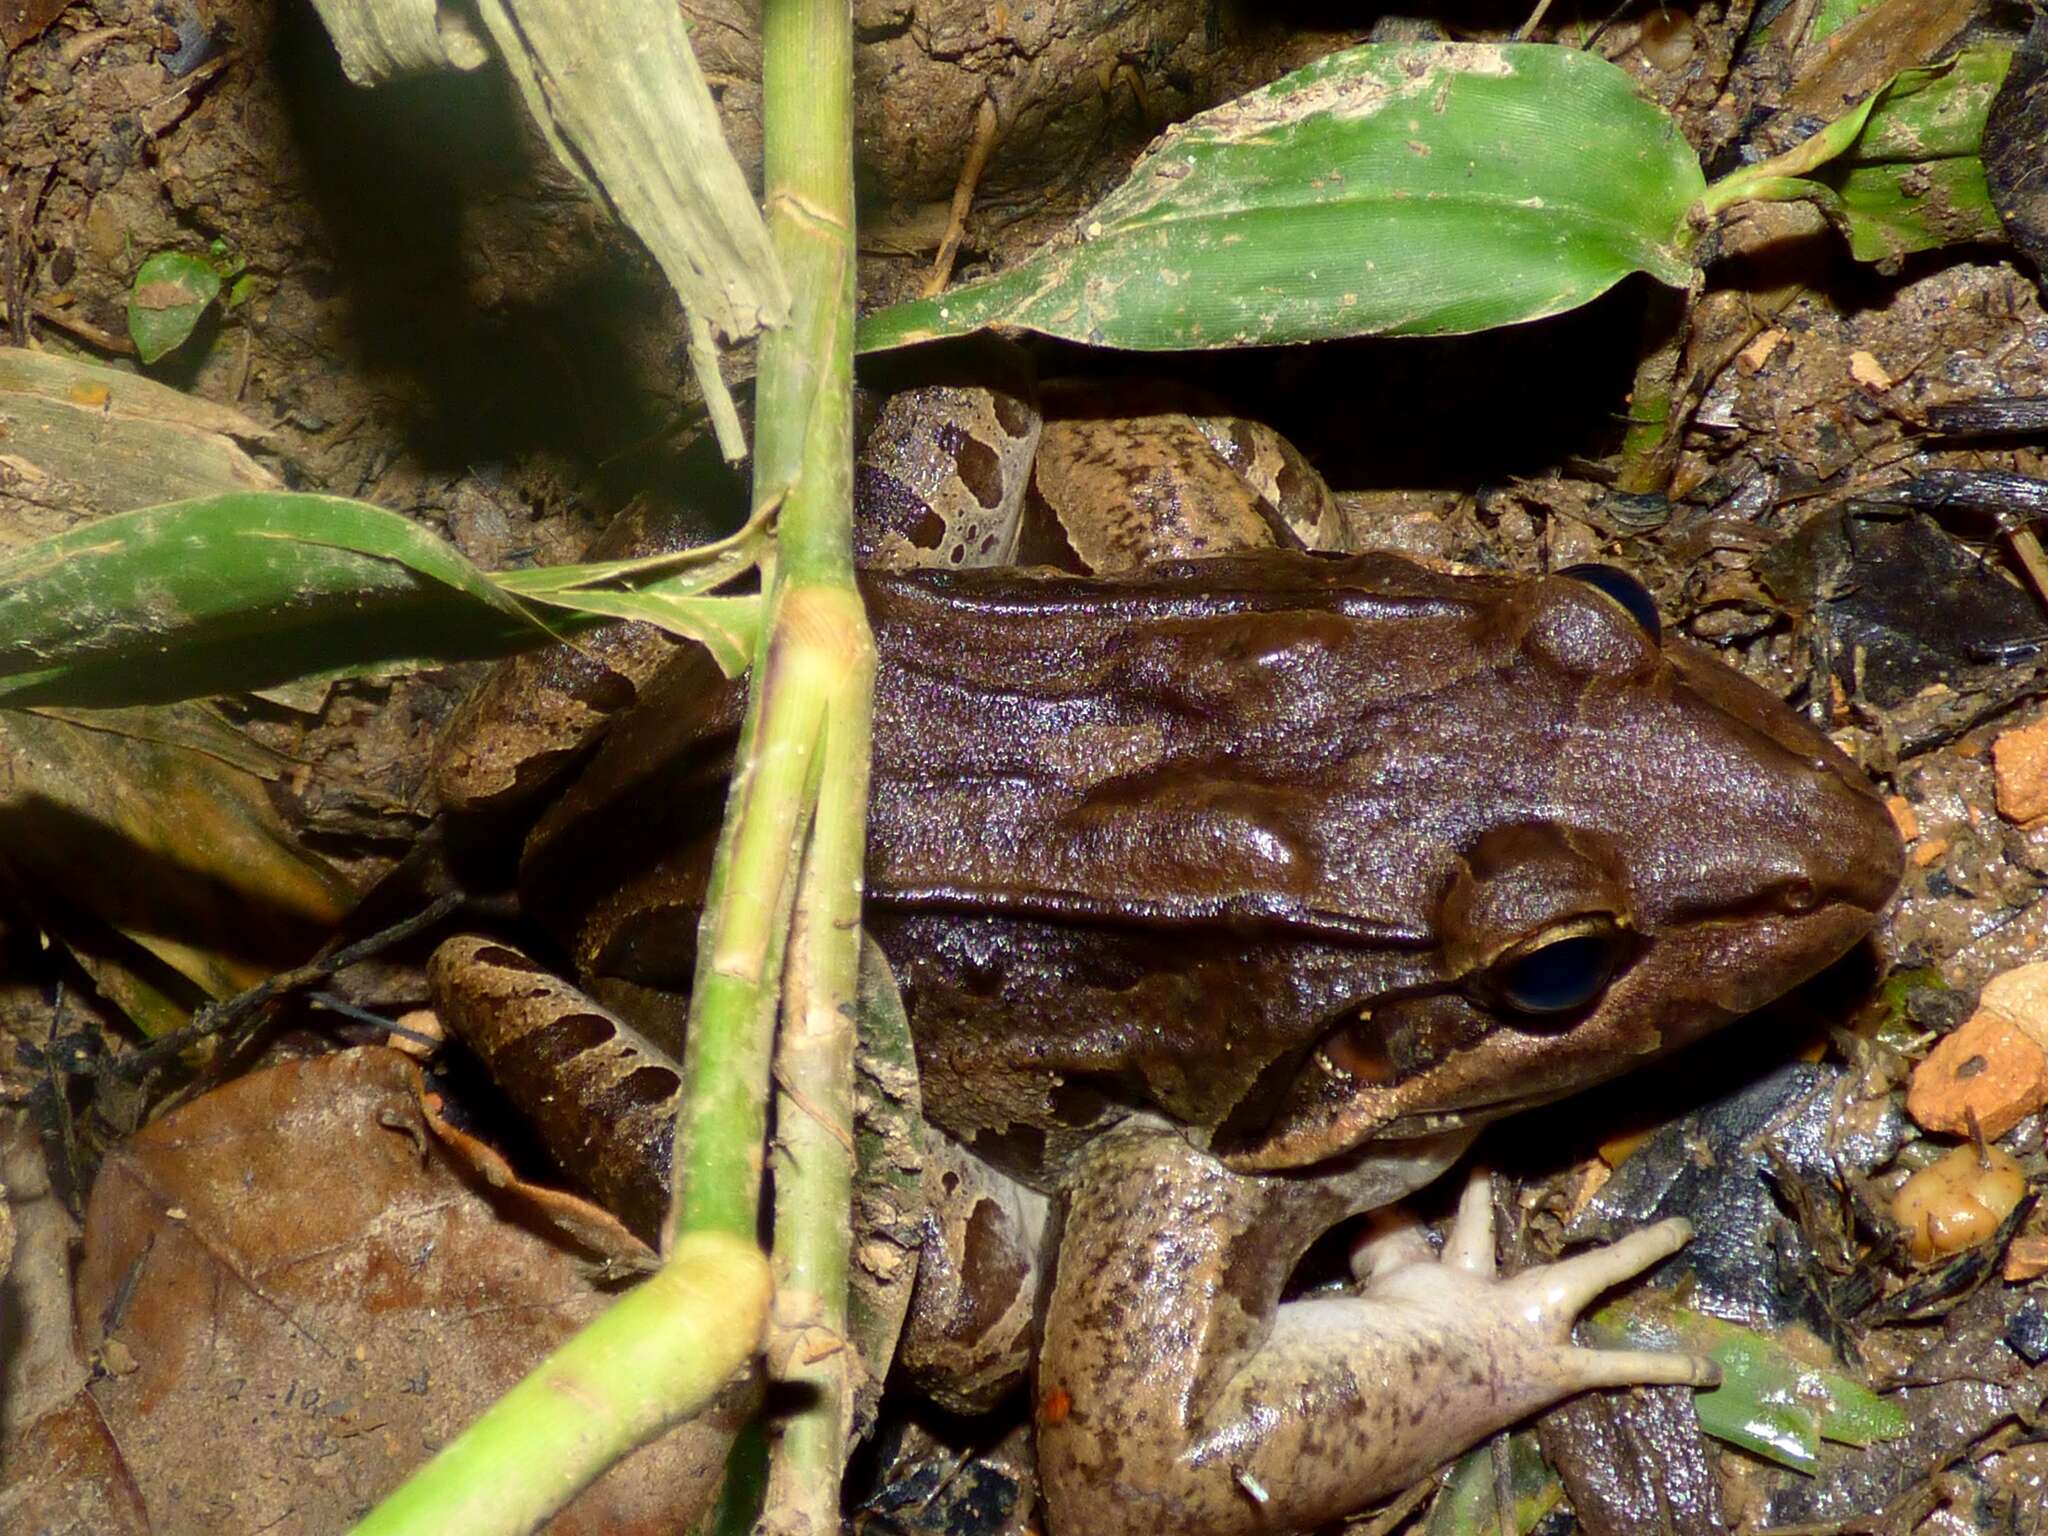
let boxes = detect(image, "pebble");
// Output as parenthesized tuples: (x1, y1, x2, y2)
(1993, 715, 2048, 825)
(1907, 983, 2048, 1140)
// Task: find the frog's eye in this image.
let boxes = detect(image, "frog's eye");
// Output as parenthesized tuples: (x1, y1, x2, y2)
(1559, 564, 1661, 643)
(1489, 919, 1630, 1016)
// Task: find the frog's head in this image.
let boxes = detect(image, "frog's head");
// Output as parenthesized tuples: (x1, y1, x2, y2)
(1216, 561, 1903, 1171)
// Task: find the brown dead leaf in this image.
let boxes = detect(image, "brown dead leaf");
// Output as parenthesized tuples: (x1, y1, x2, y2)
(1781, 0, 1978, 124)
(32, 1047, 744, 1535)
(0, 1393, 150, 1536)
(0, 350, 277, 542)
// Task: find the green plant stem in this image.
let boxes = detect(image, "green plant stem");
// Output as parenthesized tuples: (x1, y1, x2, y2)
(669, 0, 860, 1263)
(348, 1233, 771, 1536)
(763, 707, 867, 1532)
(1697, 99, 1882, 218)
(748, 0, 865, 1527)
(1615, 284, 1692, 495)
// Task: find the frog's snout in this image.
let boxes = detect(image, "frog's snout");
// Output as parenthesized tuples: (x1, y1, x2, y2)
(1655, 640, 1905, 933)
(1807, 757, 1906, 920)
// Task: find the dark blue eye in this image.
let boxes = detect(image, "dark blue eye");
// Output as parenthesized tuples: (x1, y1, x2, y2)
(1559, 564, 1661, 643)
(1495, 930, 1625, 1015)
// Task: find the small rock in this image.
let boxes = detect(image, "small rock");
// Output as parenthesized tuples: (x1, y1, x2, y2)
(1912, 834, 1951, 869)
(1885, 794, 1920, 843)
(1848, 349, 1895, 391)
(1906, 1005, 2048, 1140)
(1993, 715, 2048, 824)
(2006, 1295, 2048, 1359)
(1979, 961, 2048, 1051)
(2004, 1235, 2048, 1285)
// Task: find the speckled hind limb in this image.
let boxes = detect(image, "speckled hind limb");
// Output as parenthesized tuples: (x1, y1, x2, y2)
(1035, 1122, 1715, 1536)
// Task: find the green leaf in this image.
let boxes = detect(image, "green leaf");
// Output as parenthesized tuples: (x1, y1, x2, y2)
(128, 250, 224, 364)
(1816, 44, 2013, 261)
(858, 42, 1705, 352)
(1426, 1434, 1563, 1536)
(1704, 45, 2012, 260)
(0, 492, 759, 707)
(1691, 1320, 1905, 1469)
(525, 587, 761, 676)
(1590, 1296, 1908, 1472)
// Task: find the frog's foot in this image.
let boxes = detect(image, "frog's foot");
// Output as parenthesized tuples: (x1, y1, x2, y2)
(1036, 1130, 1714, 1536)
(1205, 1170, 1715, 1529)
(1352, 1168, 1718, 1394)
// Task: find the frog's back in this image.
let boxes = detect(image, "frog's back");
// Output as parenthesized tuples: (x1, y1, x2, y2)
(858, 550, 1900, 1182)
(516, 549, 1899, 1186)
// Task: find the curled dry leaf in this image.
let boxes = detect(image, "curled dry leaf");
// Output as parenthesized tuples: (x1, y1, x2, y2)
(5, 1047, 744, 1535)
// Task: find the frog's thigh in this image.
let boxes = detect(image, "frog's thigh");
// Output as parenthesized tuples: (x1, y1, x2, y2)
(1035, 1125, 1712, 1536)
(895, 1132, 1048, 1414)
(1030, 417, 1291, 572)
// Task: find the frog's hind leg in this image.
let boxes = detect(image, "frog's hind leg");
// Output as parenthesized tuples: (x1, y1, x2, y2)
(894, 1132, 1049, 1414)
(1035, 1129, 1714, 1536)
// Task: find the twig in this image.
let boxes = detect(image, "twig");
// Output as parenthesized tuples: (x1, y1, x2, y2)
(110, 890, 465, 1080)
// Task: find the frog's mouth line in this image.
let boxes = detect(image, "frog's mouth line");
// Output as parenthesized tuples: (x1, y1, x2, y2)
(1218, 897, 1888, 1174)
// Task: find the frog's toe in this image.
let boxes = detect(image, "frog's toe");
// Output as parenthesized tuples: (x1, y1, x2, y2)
(1503, 1215, 1693, 1330)
(1350, 1202, 1439, 1281)
(1548, 1341, 1721, 1392)
(1439, 1165, 1498, 1274)
(1352, 1165, 1500, 1283)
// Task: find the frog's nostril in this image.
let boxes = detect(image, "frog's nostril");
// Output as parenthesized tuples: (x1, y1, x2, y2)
(1780, 878, 1818, 914)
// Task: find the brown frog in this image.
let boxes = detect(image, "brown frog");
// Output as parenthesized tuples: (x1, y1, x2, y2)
(430, 376, 1903, 1536)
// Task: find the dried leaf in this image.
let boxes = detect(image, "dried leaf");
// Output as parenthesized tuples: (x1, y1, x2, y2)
(66, 1048, 746, 1534)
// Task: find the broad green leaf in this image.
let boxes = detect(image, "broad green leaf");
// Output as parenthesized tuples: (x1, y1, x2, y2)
(0, 492, 759, 707)
(0, 493, 544, 705)
(128, 250, 224, 364)
(1816, 45, 2012, 261)
(859, 42, 1706, 353)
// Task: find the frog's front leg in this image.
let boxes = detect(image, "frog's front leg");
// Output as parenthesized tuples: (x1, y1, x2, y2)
(1036, 1122, 1714, 1536)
